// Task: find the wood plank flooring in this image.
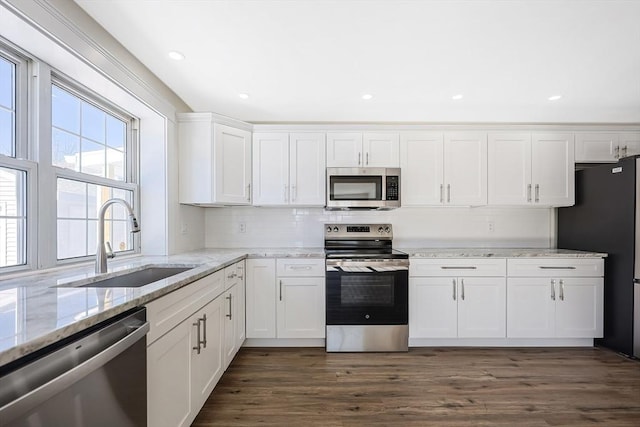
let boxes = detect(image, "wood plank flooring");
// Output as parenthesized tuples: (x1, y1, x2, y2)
(192, 347, 640, 426)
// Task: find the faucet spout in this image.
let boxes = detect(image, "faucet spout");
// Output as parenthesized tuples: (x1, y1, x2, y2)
(96, 198, 139, 274)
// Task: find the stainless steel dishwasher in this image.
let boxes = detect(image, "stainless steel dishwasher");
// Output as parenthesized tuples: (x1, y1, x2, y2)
(0, 307, 149, 427)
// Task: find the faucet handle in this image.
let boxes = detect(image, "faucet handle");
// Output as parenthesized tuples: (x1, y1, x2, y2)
(105, 241, 116, 259)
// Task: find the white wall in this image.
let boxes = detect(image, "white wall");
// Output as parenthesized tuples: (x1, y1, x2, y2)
(205, 206, 554, 249)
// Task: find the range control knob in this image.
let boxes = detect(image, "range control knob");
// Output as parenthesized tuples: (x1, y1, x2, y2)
(333, 226, 339, 232)
(326, 226, 332, 232)
(384, 226, 391, 233)
(378, 227, 384, 233)
(365, 314, 370, 319)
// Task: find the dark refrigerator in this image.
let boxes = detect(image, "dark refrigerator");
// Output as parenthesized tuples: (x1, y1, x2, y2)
(558, 155, 639, 358)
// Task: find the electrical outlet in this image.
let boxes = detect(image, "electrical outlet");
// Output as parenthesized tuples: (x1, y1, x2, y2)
(239, 222, 246, 233)
(487, 220, 495, 233)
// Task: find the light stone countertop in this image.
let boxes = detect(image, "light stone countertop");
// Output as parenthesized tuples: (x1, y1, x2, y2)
(401, 248, 608, 258)
(0, 248, 323, 367)
(0, 246, 604, 367)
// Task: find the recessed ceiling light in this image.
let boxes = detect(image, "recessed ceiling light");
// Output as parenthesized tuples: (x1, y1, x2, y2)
(548, 95, 562, 101)
(452, 94, 464, 100)
(361, 94, 373, 100)
(168, 51, 185, 61)
(238, 93, 250, 100)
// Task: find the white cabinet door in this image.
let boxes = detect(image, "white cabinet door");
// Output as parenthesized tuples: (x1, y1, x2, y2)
(507, 278, 556, 338)
(555, 278, 604, 338)
(488, 133, 532, 205)
(213, 123, 252, 205)
(363, 132, 400, 167)
(400, 132, 444, 206)
(252, 133, 289, 205)
(277, 277, 325, 338)
(575, 133, 620, 163)
(290, 133, 326, 206)
(223, 284, 240, 368)
(190, 296, 224, 413)
(147, 318, 193, 427)
(457, 277, 506, 338)
(443, 132, 487, 205)
(619, 132, 640, 158)
(326, 132, 363, 167)
(531, 133, 574, 206)
(409, 277, 457, 338)
(245, 259, 276, 338)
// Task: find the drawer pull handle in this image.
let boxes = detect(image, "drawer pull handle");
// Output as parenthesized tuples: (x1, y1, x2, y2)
(539, 266, 576, 270)
(441, 266, 478, 270)
(290, 266, 313, 270)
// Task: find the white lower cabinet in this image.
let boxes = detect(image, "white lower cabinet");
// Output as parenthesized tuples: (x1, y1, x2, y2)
(146, 261, 245, 427)
(506, 258, 604, 338)
(410, 276, 506, 338)
(246, 258, 325, 339)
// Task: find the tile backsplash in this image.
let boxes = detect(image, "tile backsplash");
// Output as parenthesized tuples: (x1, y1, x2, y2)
(204, 206, 554, 249)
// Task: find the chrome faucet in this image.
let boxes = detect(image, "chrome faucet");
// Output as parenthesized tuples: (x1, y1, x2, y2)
(95, 198, 140, 274)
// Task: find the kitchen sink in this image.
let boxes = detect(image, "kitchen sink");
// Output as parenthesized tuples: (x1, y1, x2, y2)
(73, 266, 194, 288)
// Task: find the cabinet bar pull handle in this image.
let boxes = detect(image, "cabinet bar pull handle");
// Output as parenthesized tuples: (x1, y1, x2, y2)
(615, 145, 620, 159)
(622, 146, 628, 158)
(461, 278, 465, 301)
(440, 184, 444, 203)
(441, 266, 477, 270)
(247, 183, 251, 201)
(358, 152, 362, 166)
(559, 279, 564, 301)
(201, 314, 207, 348)
(527, 184, 532, 202)
(453, 279, 457, 301)
(447, 184, 451, 203)
(226, 294, 232, 319)
(292, 185, 296, 202)
(290, 265, 312, 270)
(279, 280, 283, 301)
(193, 320, 201, 354)
(539, 266, 576, 270)
(535, 184, 540, 203)
(366, 152, 369, 165)
(551, 279, 556, 301)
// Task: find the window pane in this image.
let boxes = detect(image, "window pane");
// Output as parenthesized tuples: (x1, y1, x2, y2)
(111, 220, 132, 252)
(52, 85, 80, 133)
(106, 116, 125, 149)
(52, 128, 80, 171)
(57, 179, 86, 218)
(0, 167, 26, 268)
(0, 109, 13, 158)
(80, 139, 105, 177)
(0, 56, 15, 157)
(57, 219, 87, 259)
(81, 102, 105, 144)
(106, 148, 124, 181)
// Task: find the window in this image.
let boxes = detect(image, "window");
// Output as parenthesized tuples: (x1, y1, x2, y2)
(0, 167, 26, 267)
(52, 83, 137, 261)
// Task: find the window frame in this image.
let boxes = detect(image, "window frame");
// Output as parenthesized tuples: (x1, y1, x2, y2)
(50, 75, 140, 265)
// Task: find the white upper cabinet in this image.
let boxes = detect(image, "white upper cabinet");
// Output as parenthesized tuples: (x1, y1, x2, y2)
(326, 132, 399, 167)
(179, 114, 252, 206)
(575, 132, 640, 163)
(401, 132, 487, 206)
(252, 132, 326, 206)
(488, 132, 574, 207)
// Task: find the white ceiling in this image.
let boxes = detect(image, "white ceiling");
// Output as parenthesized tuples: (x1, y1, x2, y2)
(74, 0, 640, 123)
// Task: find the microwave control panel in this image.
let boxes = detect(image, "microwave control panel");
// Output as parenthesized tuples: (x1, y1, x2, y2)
(386, 176, 399, 200)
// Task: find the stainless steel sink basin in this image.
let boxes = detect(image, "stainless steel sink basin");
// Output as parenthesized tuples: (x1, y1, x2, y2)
(75, 266, 194, 288)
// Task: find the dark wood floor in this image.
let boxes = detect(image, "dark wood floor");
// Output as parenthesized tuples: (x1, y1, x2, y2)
(192, 347, 640, 426)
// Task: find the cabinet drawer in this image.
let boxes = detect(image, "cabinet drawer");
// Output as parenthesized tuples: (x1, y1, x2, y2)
(276, 258, 325, 277)
(146, 269, 225, 344)
(507, 258, 604, 277)
(410, 258, 506, 277)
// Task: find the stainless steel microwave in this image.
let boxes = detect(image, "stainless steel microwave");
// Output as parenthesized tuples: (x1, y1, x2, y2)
(326, 167, 401, 210)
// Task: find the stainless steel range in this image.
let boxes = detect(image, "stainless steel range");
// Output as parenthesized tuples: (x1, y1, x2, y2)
(325, 224, 409, 352)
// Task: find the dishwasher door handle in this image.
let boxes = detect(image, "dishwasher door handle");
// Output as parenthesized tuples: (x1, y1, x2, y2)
(0, 320, 149, 423)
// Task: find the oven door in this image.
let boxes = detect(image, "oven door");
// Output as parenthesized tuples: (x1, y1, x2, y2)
(326, 261, 408, 325)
